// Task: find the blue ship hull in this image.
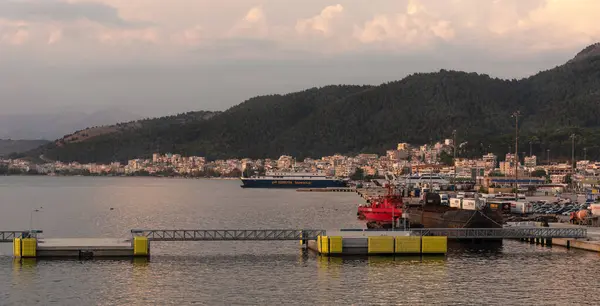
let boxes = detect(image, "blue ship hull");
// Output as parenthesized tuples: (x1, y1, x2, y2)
(240, 178, 347, 188)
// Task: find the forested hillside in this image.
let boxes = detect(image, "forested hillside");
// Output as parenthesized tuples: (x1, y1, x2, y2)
(30, 44, 600, 163)
(0, 139, 49, 157)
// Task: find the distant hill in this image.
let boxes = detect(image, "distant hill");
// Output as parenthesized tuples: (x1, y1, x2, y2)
(30, 43, 600, 163)
(569, 43, 600, 63)
(0, 108, 141, 140)
(0, 140, 49, 157)
(30, 111, 220, 162)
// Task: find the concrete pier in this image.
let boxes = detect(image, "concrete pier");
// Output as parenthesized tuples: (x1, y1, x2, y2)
(547, 223, 600, 252)
(551, 238, 600, 252)
(296, 187, 355, 192)
(13, 237, 149, 259)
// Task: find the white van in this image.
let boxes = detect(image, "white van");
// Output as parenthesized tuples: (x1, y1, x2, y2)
(440, 193, 449, 206)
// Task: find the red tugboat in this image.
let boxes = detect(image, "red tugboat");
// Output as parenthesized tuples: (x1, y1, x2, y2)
(357, 184, 404, 228)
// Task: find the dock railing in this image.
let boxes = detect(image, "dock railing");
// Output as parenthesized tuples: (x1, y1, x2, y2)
(339, 227, 586, 239)
(0, 230, 43, 242)
(408, 227, 586, 239)
(130, 229, 326, 241)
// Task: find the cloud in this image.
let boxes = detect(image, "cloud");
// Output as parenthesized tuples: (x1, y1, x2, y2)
(3, 0, 600, 117)
(2, 0, 598, 55)
(229, 6, 268, 38)
(193, 38, 281, 60)
(244, 6, 264, 23)
(353, 0, 455, 49)
(0, 0, 128, 26)
(47, 28, 62, 45)
(171, 25, 204, 46)
(97, 27, 160, 45)
(0, 27, 29, 45)
(296, 4, 344, 36)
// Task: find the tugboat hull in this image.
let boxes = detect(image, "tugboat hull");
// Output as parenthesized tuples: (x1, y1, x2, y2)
(358, 207, 403, 222)
(407, 209, 502, 229)
(406, 192, 503, 229)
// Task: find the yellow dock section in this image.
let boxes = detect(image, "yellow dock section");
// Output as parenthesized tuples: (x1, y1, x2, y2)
(395, 236, 422, 253)
(368, 236, 395, 254)
(317, 236, 343, 254)
(13, 238, 37, 258)
(422, 236, 448, 254)
(328, 236, 343, 254)
(133, 236, 149, 256)
(13, 238, 21, 257)
(310, 234, 447, 256)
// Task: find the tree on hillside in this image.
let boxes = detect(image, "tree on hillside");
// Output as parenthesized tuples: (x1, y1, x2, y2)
(439, 151, 454, 166)
(227, 168, 242, 178)
(489, 171, 505, 177)
(350, 168, 365, 181)
(27, 46, 600, 164)
(530, 169, 547, 177)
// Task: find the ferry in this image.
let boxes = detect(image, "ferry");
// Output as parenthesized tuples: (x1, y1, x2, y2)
(240, 171, 347, 188)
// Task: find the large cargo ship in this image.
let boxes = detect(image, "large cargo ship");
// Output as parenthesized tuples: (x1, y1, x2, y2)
(240, 171, 347, 188)
(406, 193, 503, 229)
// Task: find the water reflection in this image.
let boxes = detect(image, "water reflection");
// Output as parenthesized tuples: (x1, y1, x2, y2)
(449, 241, 504, 254)
(12, 258, 38, 276)
(0, 178, 599, 305)
(132, 257, 149, 266)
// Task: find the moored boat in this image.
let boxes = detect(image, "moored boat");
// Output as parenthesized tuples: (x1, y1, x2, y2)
(357, 184, 403, 227)
(406, 192, 503, 229)
(240, 171, 347, 188)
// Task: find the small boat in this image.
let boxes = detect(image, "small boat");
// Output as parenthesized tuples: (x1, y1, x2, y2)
(357, 184, 403, 227)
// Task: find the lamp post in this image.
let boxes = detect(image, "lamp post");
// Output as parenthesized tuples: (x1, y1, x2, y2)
(512, 111, 520, 201)
(453, 129, 457, 186)
(29, 207, 42, 232)
(570, 133, 576, 192)
(570, 134, 576, 170)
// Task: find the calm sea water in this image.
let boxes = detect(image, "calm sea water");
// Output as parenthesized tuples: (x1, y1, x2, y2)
(0, 177, 598, 305)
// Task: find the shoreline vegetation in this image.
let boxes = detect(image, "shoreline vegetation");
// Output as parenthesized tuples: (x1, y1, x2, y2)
(0, 166, 242, 179)
(0, 173, 241, 180)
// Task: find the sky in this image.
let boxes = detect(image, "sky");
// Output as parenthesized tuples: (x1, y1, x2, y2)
(1, 0, 599, 117)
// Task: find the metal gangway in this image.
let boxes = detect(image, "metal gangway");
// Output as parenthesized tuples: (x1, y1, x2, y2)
(130, 229, 326, 241)
(0, 230, 42, 243)
(357, 227, 587, 239)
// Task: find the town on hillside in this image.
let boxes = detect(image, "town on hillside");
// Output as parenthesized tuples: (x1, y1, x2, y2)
(1, 138, 598, 191)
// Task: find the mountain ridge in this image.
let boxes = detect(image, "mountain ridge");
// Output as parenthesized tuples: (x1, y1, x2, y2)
(0, 108, 141, 140)
(29, 43, 600, 163)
